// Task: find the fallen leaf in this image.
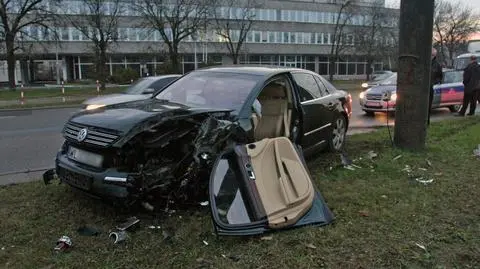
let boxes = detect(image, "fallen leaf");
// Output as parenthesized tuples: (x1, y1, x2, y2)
(306, 243, 317, 249)
(260, 236, 273, 241)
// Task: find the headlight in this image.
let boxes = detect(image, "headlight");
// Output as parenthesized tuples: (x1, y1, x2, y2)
(361, 83, 369, 88)
(359, 91, 365, 99)
(85, 104, 106, 110)
(390, 93, 397, 102)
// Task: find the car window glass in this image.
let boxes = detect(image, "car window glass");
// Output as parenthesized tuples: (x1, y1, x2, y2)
(155, 72, 262, 112)
(292, 73, 321, 101)
(313, 76, 329, 96)
(443, 71, 463, 83)
(124, 78, 155, 94)
(316, 75, 337, 93)
(150, 77, 176, 90)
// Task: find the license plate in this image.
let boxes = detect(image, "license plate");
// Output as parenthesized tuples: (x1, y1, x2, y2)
(366, 101, 381, 107)
(68, 147, 103, 168)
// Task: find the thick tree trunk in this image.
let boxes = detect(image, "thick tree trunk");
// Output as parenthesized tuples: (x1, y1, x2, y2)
(168, 45, 181, 74)
(328, 58, 335, 82)
(6, 36, 17, 89)
(393, 0, 435, 150)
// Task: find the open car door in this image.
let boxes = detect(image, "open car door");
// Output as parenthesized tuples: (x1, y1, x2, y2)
(209, 137, 334, 236)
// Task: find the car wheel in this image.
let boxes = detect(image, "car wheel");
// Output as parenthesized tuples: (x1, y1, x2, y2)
(364, 111, 375, 117)
(329, 116, 347, 152)
(449, 105, 461, 113)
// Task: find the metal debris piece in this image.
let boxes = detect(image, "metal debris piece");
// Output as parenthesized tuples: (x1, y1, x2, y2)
(203, 240, 209, 246)
(306, 243, 317, 249)
(393, 155, 402, 161)
(367, 151, 378, 159)
(109, 230, 127, 244)
(415, 243, 427, 251)
(260, 236, 273, 241)
(200, 201, 209, 206)
(415, 178, 434, 185)
(116, 216, 140, 231)
(54, 236, 72, 251)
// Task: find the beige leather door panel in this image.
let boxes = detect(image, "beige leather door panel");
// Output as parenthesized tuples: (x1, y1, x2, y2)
(246, 137, 315, 229)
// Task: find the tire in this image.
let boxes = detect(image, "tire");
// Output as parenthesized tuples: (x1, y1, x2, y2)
(328, 116, 347, 152)
(449, 105, 461, 113)
(364, 111, 375, 117)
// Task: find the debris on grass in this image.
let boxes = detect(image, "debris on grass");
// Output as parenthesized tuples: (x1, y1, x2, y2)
(116, 216, 140, 231)
(162, 231, 172, 242)
(415, 243, 427, 251)
(77, 226, 101, 236)
(222, 254, 241, 262)
(474, 145, 480, 158)
(148, 225, 161, 229)
(54, 236, 72, 251)
(358, 210, 369, 217)
(109, 230, 127, 244)
(381, 195, 387, 199)
(418, 168, 428, 171)
(401, 165, 412, 173)
(200, 201, 209, 206)
(260, 236, 273, 241)
(367, 151, 378, 160)
(392, 155, 402, 161)
(306, 243, 317, 249)
(426, 159, 432, 167)
(415, 177, 434, 185)
(202, 240, 209, 246)
(434, 172, 443, 176)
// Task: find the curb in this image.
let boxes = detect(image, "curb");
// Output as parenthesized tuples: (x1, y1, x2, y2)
(0, 104, 83, 112)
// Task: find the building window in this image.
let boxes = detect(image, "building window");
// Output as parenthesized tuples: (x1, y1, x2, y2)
(261, 31, 268, 43)
(323, 33, 330, 44)
(254, 31, 261, 42)
(71, 28, 81, 41)
(289, 32, 296, 43)
(269, 32, 275, 43)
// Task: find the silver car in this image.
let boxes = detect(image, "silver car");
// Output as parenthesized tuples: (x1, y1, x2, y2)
(83, 75, 181, 110)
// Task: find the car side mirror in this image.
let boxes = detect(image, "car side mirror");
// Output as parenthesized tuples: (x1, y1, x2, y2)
(142, 88, 155, 94)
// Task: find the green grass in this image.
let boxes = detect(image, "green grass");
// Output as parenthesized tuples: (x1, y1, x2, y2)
(0, 100, 84, 110)
(0, 87, 126, 101)
(1, 118, 479, 268)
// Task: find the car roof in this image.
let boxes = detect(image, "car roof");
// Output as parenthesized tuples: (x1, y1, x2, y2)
(147, 74, 182, 79)
(194, 65, 306, 76)
(456, 52, 480, 58)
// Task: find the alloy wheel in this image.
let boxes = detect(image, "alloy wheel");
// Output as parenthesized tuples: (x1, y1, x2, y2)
(332, 117, 346, 151)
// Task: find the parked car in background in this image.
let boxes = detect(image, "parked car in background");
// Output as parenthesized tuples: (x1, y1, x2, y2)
(359, 71, 394, 90)
(82, 74, 181, 110)
(358, 70, 464, 115)
(45, 66, 351, 236)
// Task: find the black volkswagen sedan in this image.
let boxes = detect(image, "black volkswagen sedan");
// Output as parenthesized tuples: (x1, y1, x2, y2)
(48, 66, 350, 235)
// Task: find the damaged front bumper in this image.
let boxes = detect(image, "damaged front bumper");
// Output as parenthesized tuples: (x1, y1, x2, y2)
(53, 152, 131, 199)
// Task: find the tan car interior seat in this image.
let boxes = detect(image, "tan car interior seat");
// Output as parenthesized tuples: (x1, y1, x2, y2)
(253, 82, 292, 141)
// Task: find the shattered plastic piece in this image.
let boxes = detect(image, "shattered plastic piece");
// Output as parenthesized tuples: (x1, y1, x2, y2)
(415, 178, 434, 185)
(367, 151, 378, 159)
(344, 165, 356, 171)
(148, 225, 161, 229)
(202, 240, 209, 246)
(260, 236, 273, 241)
(340, 152, 353, 166)
(77, 226, 100, 236)
(426, 159, 432, 167)
(393, 155, 402, 161)
(116, 216, 140, 231)
(306, 243, 317, 249)
(381, 195, 388, 199)
(109, 230, 127, 244)
(415, 243, 427, 251)
(54, 236, 72, 251)
(200, 201, 209, 206)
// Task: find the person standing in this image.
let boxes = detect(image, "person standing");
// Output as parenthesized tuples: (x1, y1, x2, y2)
(458, 55, 480, 116)
(428, 48, 443, 125)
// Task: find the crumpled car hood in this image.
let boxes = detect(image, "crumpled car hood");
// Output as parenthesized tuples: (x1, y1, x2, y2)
(82, 94, 151, 107)
(69, 99, 233, 147)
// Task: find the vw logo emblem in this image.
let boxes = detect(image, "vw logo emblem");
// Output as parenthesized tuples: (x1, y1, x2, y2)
(77, 128, 88, 142)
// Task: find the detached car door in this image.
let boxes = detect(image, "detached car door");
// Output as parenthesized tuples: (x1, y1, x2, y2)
(209, 137, 334, 236)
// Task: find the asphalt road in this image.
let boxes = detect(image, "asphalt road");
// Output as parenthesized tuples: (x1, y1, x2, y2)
(0, 98, 474, 185)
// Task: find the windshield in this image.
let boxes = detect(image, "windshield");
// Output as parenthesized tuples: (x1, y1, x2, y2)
(155, 71, 262, 112)
(467, 40, 480, 53)
(125, 78, 155, 94)
(443, 70, 463, 84)
(379, 73, 397, 85)
(372, 72, 393, 82)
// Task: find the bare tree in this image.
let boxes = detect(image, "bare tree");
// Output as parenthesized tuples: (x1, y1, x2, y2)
(136, 0, 211, 73)
(213, 0, 257, 64)
(65, 0, 122, 90)
(353, 0, 391, 80)
(0, 0, 59, 89)
(328, 0, 356, 82)
(433, 0, 480, 66)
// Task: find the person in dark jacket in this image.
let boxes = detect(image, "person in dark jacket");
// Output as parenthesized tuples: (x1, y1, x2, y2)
(458, 55, 480, 116)
(428, 48, 443, 125)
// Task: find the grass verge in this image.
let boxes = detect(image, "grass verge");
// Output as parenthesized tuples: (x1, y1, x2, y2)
(1, 118, 479, 268)
(0, 87, 126, 101)
(0, 100, 84, 110)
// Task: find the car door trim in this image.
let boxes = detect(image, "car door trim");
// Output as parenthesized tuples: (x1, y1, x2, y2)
(304, 123, 332, 136)
(300, 96, 328, 105)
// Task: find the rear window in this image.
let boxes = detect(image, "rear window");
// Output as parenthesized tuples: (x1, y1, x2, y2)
(443, 70, 463, 84)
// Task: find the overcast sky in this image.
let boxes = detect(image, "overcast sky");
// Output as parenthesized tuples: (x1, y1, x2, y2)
(385, 0, 480, 10)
